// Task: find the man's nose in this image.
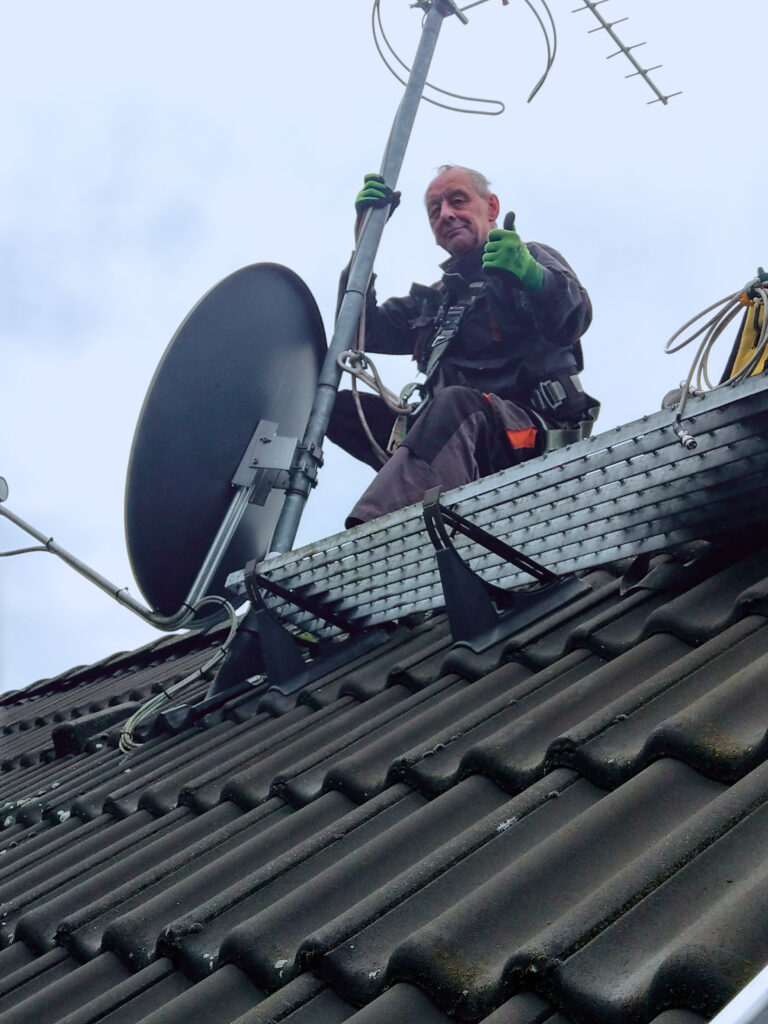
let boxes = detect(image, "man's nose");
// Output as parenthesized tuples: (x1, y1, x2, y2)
(438, 200, 456, 220)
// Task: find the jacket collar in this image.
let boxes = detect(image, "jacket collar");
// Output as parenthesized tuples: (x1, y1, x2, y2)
(439, 244, 485, 280)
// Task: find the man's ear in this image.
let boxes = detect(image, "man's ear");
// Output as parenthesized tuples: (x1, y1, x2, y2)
(487, 192, 500, 223)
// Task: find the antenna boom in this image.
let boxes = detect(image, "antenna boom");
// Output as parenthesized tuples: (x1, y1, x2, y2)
(573, 0, 679, 105)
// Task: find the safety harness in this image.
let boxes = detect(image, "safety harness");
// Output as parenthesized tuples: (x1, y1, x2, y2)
(528, 371, 600, 450)
(340, 274, 599, 461)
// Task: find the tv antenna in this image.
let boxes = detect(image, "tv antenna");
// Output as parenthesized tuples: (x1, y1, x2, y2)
(1, 0, 679, 710)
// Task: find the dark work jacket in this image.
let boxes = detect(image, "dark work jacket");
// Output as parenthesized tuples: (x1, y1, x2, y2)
(360, 243, 592, 415)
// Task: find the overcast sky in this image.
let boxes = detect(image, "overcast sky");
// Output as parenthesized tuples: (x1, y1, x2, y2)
(1, 1, 765, 692)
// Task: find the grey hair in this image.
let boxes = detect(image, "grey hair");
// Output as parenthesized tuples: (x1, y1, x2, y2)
(424, 164, 492, 204)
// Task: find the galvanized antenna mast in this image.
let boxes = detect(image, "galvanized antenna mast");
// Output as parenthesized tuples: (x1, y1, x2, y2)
(269, 0, 466, 555)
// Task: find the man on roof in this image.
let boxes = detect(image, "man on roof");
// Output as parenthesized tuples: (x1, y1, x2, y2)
(327, 164, 597, 526)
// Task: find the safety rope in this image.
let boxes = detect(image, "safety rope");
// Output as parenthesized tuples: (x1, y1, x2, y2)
(664, 272, 768, 425)
(337, 206, 423, 466)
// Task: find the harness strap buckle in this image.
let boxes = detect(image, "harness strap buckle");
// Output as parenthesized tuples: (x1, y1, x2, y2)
(530, 377, 569, 412)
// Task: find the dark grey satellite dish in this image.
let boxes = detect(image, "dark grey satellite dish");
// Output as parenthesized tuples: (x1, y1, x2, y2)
(125, 263, 326, 617)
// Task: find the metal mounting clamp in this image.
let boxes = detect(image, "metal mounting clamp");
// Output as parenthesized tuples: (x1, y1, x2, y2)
(422, 488, 590, 653)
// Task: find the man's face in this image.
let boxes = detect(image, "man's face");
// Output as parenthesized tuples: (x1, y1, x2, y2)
(425, 168, 500, 256)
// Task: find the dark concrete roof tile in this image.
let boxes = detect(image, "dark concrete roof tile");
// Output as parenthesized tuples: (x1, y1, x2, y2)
(478, 991, 558, 1023)
(4, 749, 124, 828)
(320, 675, 497, 803)
(93, 793, 354, 971)
(383, 660, 535, 794)
(385, 626, 456, 691)
(0, 936, 35, 985)
(270, 681, 463, 807)
(494, 571, 624, 668)
(69, 726, 236, 821)
(0, 950, 129, 1024)
(459, 639, 676, 795)
(640, 648, 768, 780)
(382, 760, 725, 1019)
(54, 959, 192, 1024)
(226, 974, 354, 1024)
(135, 705, 313, 816)
(87, 962, 261, 1024)
(641, 544, 768, 645)
(221, 775, 507, 992)
(0, 947, 71, 1017)
(57, 801, 286, 965)
(563, 617, 768, 787)
(330, 616, 452, 699)
(319, 771, 593, 1006)
(165, 786, 419, 981)
(0, 812, 162, 940)
(553, 764, 768, 1022)
(9, 809, 189, 952)
(221, 690, 406, 811)
(403, 652, 600, 797)
(339, 982, 454, 1023)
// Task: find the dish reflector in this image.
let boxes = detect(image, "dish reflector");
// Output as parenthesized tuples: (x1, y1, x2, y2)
(125, 263, 326, 616)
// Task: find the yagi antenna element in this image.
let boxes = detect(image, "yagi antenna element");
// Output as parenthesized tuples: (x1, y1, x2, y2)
(572, 0, 681, 105)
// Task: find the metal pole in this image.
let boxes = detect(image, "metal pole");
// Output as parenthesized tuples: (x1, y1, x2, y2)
(269, 0, 452, 554)
(0, 482, 255, 631)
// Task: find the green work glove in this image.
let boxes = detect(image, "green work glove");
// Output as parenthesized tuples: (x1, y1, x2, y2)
(354, 173, 401, 218)
(482, 221, 544, 292)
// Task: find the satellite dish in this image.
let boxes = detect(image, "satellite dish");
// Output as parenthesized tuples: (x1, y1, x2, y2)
(125, 263, 326, 618)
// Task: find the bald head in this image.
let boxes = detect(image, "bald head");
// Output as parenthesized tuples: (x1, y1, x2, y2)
(424, 166, 499, 256)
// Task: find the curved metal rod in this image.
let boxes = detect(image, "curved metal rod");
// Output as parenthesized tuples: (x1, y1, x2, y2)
(0, 478, 253, 631)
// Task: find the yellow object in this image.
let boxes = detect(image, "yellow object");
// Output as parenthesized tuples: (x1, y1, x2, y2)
(725, 300, 767, 379)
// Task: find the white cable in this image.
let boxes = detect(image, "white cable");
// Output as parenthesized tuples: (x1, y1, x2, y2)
(664, 276, 768, 421)
(118, 595, 239, 753)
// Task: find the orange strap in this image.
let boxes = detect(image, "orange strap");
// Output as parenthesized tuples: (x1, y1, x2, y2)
(505, 427, 538, 449)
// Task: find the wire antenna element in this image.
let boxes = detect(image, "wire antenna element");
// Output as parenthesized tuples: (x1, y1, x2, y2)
(373, 0, 558, 112)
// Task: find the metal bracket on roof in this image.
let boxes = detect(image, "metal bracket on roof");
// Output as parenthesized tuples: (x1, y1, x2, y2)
(245, 562, 362, 636)
(204, 567, 392, 703)
(422, 487, 591, 654)
(148, 606, 392, 739)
